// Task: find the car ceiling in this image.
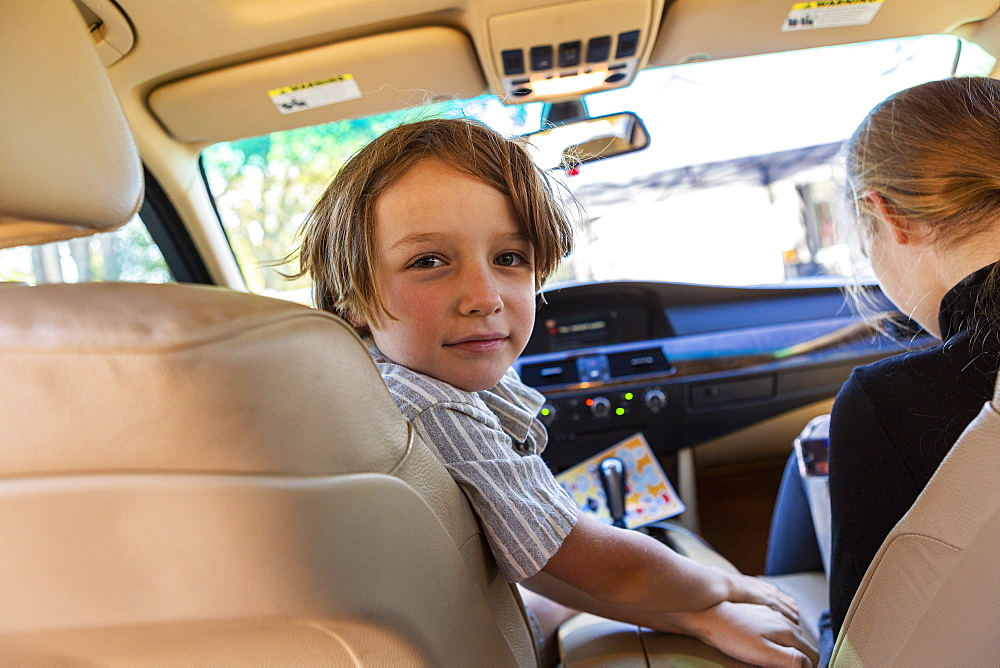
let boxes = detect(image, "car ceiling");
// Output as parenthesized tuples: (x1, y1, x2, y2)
(94, 0, 1000, 144)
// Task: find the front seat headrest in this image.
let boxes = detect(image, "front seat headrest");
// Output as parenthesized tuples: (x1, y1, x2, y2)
(0, 0, 143, 250)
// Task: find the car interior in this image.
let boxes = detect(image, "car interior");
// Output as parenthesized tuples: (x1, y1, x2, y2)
(2, 0, 999, 665)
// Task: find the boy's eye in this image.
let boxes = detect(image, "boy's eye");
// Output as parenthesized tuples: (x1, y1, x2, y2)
(495, 251, 529, 267)
(410, 255, 444, 269)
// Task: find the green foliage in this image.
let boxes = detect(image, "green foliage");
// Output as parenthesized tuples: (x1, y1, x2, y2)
(114, 219, 172, 282)
(0, 217, 170, 285)
(203, 108, 428, 294)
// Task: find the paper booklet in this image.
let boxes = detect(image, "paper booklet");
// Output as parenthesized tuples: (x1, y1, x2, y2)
(555, 432, 685, 529)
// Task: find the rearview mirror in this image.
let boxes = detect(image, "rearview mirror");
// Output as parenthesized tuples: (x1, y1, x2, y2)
(524, 112, 649, 171)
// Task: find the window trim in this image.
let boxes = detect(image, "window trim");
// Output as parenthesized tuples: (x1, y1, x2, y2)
(140, 167, 214, 284)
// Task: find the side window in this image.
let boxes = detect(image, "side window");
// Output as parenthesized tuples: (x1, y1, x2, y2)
(0, 215, 172, 284)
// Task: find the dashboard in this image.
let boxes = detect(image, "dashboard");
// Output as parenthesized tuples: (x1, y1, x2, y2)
(515, 280, 933, 472)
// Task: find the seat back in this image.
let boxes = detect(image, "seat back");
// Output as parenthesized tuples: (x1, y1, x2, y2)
(0, 2, 535, 664)
(0, 284, 534, 665)
(830, 373, 1000, 665)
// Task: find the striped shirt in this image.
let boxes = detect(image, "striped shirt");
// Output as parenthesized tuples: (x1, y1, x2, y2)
(373, 349, 579, 582)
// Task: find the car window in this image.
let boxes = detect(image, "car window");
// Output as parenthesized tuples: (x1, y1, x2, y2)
(202, 35, 994, 303)
(0, 215, 173, 285)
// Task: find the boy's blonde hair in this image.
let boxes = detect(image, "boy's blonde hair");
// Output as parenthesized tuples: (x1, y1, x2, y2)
(295, 117, 574, 327)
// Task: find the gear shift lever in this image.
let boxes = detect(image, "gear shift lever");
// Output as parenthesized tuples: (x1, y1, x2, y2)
(598, 457, 627, 528)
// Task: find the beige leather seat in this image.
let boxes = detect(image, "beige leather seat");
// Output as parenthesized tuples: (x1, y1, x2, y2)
(0, 2, 535, 664)
(829, 372, 1000, 665)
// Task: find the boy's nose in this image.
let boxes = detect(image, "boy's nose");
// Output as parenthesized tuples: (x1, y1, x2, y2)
(458, 266, 503, 316)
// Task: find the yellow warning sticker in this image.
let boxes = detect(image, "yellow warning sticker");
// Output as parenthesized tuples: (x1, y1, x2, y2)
(267, 74, 361, 115)
(782, 0, 884, 31)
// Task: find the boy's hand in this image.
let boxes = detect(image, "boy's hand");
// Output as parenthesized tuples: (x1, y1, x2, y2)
(679, 601, 818, 667)
(728, 574, 800, 624)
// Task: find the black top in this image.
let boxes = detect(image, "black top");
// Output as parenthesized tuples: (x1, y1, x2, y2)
(827, 262, 1000, 636)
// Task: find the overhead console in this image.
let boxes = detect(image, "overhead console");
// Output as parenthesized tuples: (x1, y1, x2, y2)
(479, 0, 667, 103)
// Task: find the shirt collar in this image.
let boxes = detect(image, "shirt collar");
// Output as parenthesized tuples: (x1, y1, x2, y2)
(938, 261, 999, 341)
(479, 368, 547, 448)
(365, 338, 547, 449)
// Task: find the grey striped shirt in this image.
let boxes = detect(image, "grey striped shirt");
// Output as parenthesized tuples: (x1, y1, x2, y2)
(373, 350, 579, 582)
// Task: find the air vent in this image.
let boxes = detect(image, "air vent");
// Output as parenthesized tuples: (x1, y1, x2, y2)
(520, 361, 580, 388)
(608, 348, 671, 378)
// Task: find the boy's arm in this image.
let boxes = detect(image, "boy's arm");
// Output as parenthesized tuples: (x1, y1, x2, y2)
(525, 571, 816, 667)
(526, 560, 817, 667)
(542, 512, 799, 620)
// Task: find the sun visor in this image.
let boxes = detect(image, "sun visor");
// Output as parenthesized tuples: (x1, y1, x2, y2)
(650, 0, 1000, 67)
(149, 26, 487, 144)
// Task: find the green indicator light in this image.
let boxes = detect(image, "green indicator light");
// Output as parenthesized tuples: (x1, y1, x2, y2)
(624, 392, 634, 401)
(615, 407, 625, 416)
(541, 408, 550, 416)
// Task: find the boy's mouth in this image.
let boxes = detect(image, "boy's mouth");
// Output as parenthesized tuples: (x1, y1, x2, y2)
(445, 333, 508, 353)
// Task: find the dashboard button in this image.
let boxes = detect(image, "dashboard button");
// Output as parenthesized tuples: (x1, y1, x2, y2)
(590, 396, 611, 418)
(558, 40, 582, 67)
(530, 45, 554, 70)
(540, 403, 557, 425)
(501, 49, 525, 75)
(643, 389, 667, 413)
(615, 30, 640, 58)
(586, 36, 611, 63)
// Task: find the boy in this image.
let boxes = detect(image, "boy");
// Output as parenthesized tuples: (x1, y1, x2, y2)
(296, 118, 817, 667)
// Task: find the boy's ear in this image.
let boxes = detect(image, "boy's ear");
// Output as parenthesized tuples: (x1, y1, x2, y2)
(863, 191, 923, 245)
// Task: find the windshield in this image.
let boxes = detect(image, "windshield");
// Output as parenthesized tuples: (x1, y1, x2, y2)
(202, 35, 995, 302)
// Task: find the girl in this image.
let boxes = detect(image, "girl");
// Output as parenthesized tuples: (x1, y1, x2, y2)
(768, 75, 1000, 663)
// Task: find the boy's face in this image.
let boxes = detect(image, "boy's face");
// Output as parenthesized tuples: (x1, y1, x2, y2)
(361, 158, 537, 392)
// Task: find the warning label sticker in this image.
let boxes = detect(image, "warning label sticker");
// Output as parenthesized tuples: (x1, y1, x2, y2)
(267, 74, 362, 115)
(782, 0, 884, 32)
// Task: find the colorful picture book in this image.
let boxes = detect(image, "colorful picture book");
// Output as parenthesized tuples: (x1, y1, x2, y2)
(555, 432, 685, 528)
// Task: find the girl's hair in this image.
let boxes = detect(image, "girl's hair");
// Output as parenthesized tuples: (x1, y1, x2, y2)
(292, 117, 574, 327)
(845, 76, 1000, 331)
(846, 76, 1000, 250)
